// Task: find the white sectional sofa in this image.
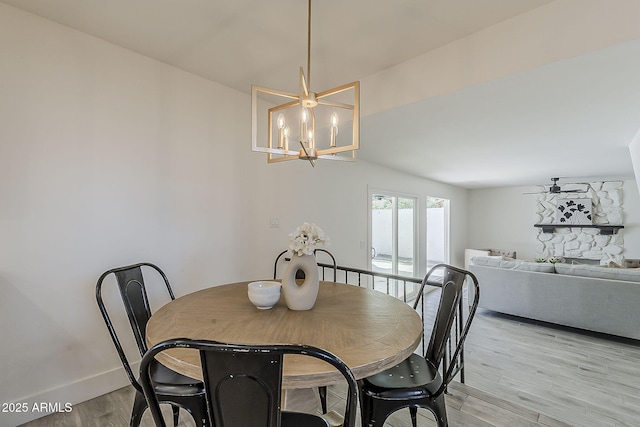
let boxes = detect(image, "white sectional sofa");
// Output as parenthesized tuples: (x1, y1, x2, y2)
(468, 256, 640, 340)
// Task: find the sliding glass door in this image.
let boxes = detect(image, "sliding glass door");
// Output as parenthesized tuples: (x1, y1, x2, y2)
(370, 192, 417, 298)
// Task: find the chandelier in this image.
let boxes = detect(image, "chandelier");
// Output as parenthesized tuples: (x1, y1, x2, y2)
(251, 0, 360, 167)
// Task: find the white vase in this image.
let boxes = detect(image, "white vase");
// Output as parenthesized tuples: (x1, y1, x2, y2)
(282, 253, 319, 310)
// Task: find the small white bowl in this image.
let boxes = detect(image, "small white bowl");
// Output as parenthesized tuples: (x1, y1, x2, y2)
(247, 281, 281, 309)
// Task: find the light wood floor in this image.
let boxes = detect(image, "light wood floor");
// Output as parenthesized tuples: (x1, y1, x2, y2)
(17, 378, 568, 427)
(19, 305, 640, 426)
(464, 309, 640, 427)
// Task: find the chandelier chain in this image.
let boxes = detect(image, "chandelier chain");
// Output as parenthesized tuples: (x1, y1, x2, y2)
(307, 0, 312, 87)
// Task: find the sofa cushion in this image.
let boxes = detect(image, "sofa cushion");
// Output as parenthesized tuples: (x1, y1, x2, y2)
(509, 260, 555, 273)
(554, 263, 640, 283)
(469, 256, 504, 268)
(624, 259, 640, 268)
(488, 249, 517, 258)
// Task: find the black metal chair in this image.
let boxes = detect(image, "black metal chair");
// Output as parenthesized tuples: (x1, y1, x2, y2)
(358, 264, 480, 427)
(273, 248, 337, 413)
(140, 339, 359, 427)
(95, 263, 208, 427)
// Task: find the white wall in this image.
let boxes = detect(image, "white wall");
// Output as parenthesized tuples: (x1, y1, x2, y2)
(0, 4, 253, 425)
(621, 180, 640, 258)
(629, 128, 640, 197)
(468, 181, 640, 261)
(361, 0, 640, 117)
(467, 185, 538, 260)
(0, 4, 471, 425)
(246, 158, 469, 280)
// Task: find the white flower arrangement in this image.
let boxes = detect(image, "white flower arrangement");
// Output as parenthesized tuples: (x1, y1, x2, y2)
(288, 222, 329, 256)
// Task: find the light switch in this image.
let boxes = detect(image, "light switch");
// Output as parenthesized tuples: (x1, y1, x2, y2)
(270, 217, 280, 228)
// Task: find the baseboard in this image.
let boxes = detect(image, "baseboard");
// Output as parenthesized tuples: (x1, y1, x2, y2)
(2, 366, 132, 426)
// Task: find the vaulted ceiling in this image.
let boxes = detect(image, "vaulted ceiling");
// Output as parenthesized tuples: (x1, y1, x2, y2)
(4, 0, 640, 188)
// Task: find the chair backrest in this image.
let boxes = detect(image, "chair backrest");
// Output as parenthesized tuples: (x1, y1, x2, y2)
(273, 249, 337, 281)
(314, 249, 337, 281)
(140, 339, 359, 427)
(414, 264, 479, 385)
(96, 262, 175, 390)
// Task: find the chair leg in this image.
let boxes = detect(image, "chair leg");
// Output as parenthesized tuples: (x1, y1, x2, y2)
(409, 406, 418, 427)
(358, 393, 372, 427)
(192, 402, 209, 427)
(432, 394, 449, 427)
(359, 382, 396, 427)
(130, 391, 147, 427)
(171, 395, 209, 427)
(318, 386, 328, 413)
(370, 403, 394, 427)
(171, 405, 180, 427)
(360, 396, 394, 427)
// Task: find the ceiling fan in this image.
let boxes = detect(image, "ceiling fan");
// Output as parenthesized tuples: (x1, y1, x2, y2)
(524, 177, 590, 195)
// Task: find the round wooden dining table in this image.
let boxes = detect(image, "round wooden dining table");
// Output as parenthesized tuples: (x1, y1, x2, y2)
(146, 280, 423, 389)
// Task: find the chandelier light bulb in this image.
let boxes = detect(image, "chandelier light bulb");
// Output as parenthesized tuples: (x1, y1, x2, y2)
(277, 114, 286, 149)
(330, 112, 339, 147)
(283, 126, 290, 151)
(301, 108, 309, 143)
(308, 129, 315, 150)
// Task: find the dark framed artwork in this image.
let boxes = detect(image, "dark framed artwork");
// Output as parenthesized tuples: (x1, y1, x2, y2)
(556, 198, 592, 225)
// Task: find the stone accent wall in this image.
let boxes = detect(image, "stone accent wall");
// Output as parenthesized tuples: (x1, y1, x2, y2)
(535, 181, 624, 265)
